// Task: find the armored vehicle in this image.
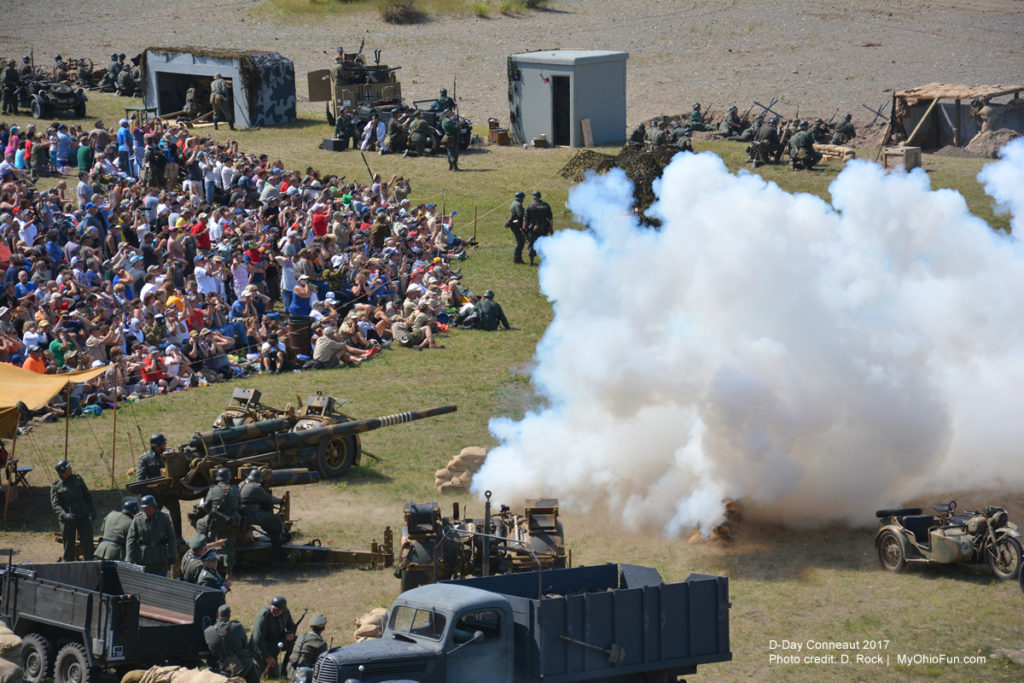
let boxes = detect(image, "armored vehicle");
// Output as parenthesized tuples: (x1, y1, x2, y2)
(307, 46, 402, 127)
(20, 76, 87, 119)
(311, 564, 732, 683)
(396, 493, 567, 592)
(0, 559, 224, 683)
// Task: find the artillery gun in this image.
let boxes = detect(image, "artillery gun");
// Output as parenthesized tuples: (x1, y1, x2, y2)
(127, 402, 457, 501)
(395, 492, 568, 591)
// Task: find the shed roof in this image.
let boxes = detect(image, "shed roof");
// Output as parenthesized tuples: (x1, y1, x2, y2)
(896, 83, 1023, 103)
(510, 49, 628, 66)
(145, 46, 286, 60)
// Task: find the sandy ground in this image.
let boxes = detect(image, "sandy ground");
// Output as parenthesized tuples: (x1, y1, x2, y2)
(2, 0, 1021, 129)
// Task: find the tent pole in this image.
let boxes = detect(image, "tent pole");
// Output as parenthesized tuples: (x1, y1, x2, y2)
(64, 384, 70, 459)
(111, 398, 117, 488)
(2, 435, 16, 528)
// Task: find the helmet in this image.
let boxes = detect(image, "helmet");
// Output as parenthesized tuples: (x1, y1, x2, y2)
(514, 191, 525, 200)
(246, 469, 264, 483)
(531, 190, 541, 199)
(214, 73, 222, 79)
(214, 467, 232, 483)
(270, 596, 287, 610)
(310, 614, 327, 627)
(769, 116, 779, 125)
(440, 88, 447, 96)
(150, 433, 166, 446)
(218, 604, 232, 618)
(122, 499, 139, 515)
(814, 118, 824, 124)
(391, 107, 401, 115)
(729, 105, 737, 112)
(140, 494, 158, 508)
(844, 113, 852, 121)
(799, 120, 809, 129)
(484, 290, 495, 299)
(22, 56, 29, 62)
(54, 55, 62, 62)
(111, 53, 118, 60)
(692, 102, 700, 109)
(55, 459, 71, 475)
(119, 53, 126, 59)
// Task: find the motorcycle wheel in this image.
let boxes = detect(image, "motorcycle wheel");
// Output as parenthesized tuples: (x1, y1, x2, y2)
(877, 530, 906, 572)
(986, 536, 1022, 580)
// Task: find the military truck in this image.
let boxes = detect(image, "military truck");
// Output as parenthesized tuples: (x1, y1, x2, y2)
(0, 559, 224, 683)
(312, 563, 732, 683)
(307, 47, 402, 127)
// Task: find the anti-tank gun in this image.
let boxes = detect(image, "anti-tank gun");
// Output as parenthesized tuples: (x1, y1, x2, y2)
(127, 403, 457, 501)
(395, 491, 568, 591)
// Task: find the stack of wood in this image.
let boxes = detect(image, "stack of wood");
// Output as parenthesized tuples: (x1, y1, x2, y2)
(353, 607, 388, 642)
(813, 143, 856, 161)
(687, 499, 743, 544)
(434, 447, 488, 491)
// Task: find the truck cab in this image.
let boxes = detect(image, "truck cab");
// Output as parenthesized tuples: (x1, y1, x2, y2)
(315, 584, 513, 683)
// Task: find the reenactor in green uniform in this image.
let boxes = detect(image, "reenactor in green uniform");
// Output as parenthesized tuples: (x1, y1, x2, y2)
(688, 103, 713, 132)
(181, 534, 208, 582)
(53, 55, 69, 82)
(627, 122, 646, 147)
(197, 548, 231, 591)
(404, 111, 429, 157)
(442, 110, 461, 171)
(717, 106, 744, 138)
(77, 58, 94, 88)
(749, 116, 783, 167)
(333, 109, 355, 150)
(737, 115, 763, 143)
(16, 56, 32, 78)
(382, 109, 409, 155)
(831, 113, 856, 145)
(51, 460, 96, 561)
(143, 135, 166, 187)
(200, 467, 240, 575)
(431, 87, 455, 112)
(286, 614, 328, 679)
(524, 190, 553, 267)
(1, 60, 19, 115)
(789, 120, 822, 170)
(811, 118, 831, 144)
(505, 191, 526, 264)
(126, 494, 175, 575)
(472, 290, 511, 331)
(210, 73, 234, 130)
(94, 499, 139, 560)
(136, 433, 182, 539)
(99, 53, 120, 90)
(249, 595, 297, 678)
(205, 604, 260, 683)
(671, 123, 694, 152)
(116, 65, 135, 95)
(651, 121, 670, 146)
(183, 86, 200, 116)
(239, 469, 284, 547)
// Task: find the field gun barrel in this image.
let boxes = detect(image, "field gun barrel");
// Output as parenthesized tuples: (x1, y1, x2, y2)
(189, 418, 293, 450)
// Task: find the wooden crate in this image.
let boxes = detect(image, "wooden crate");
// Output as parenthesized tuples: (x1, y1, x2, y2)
(882, 146, 921, 171)
(495, 128, 510, 146)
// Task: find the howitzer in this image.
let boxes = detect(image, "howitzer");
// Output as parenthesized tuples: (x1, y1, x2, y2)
(128, 404, 457, 500)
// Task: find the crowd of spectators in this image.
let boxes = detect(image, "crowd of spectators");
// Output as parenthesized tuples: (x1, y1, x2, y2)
(0, 114, 498, 423)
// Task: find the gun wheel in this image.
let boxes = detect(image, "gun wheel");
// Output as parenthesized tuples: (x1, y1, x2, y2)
(877, 530, 906, 572)
(20, 633, 53, 683)
(316, 435, 359, 478)
(54, 642, 93, 683)
(987, 536, 1022, 580)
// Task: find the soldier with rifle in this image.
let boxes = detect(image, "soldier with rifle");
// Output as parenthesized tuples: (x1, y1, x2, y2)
(737, 114, 764, 143)
(789, 120, 822, 170)
(249, 595, 300, 679)
(286, 614, 328, 680)
(1, 60, 19, 115)
(382, 108, 409, 155)
(717, 105, 744, 139)
(505, 191, 526, 264)
(524, 190, 553, 267)
(431, 87, 455, 112)
(627, 121, 646, 147)
(94, 498, 139, 561)
(749, 115, 783, 167)
(811, 118, 831, 144)
(442, 110, 461, 171)
(199, 467, 241, 576)
(689, 103, 714, 131)
(239, 468, 285, 548)
(51, 459, 97, 561)
(206, 604, 260, 683)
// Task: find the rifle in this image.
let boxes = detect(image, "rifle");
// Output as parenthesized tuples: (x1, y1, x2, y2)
(278, 608, 309, 668)
(826, 108, 839, 124)
(702, 104, 714, 124)
(741, 103, 755, 122)
(360, 151, 374, 183)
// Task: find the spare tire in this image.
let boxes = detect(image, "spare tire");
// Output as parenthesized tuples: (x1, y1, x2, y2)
(875, 508, 923, 519)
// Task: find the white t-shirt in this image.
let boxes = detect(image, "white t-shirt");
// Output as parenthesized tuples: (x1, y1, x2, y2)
(194, 265, 219, 295)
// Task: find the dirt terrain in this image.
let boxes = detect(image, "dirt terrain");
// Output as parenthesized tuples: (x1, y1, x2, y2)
(3, 0, 1022, 128)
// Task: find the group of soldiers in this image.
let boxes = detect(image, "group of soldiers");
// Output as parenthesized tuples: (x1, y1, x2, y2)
(504, 190, 554, 266)
(95, 52, 140, 95)
(1, 56, 34, 115)
(629, 101, 858, 171)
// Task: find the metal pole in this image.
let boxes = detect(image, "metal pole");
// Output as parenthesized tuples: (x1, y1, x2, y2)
(64, 384, 70, 458)
(110, 397, 117, 488)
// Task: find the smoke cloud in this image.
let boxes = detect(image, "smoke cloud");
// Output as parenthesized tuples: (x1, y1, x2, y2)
(474, 138, 1024, 534)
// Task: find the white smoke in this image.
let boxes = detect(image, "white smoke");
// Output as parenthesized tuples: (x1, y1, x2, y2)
(474, 138, 1024, 535)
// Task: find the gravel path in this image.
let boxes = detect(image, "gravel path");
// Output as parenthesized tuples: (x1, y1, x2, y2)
(3, 0, 1021, 128)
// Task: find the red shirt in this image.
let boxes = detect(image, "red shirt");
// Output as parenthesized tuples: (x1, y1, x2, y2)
(22, 354, 46, 373)
(311, 212, 328, 237)
(141, 356, 165, 382)
(191, 221, 211, 250)
(185, 307, 205, 332)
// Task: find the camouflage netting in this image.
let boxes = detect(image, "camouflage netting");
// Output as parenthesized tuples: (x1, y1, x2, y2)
(559, 146, 681, 219)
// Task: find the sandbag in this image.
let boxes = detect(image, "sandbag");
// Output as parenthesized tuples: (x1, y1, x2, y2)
(434, 468, 452, 481)
(353, 607, 387, 642)
(0, 658, 23, 683)
(134, 665, 242, 683)
(0, 622, 22, 661)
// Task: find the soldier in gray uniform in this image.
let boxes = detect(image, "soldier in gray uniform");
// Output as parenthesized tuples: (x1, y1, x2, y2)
(737, 115, 764, 143)
(183, 86, 200, 116)
(524, 190, 553, 267)
(627, 122, 646, 147)
(286, 613, 328, 680)
(333, 109, 355, 150)
(831, 113, 856, 145)
(671, 123, 694, 152)
(404, 111, 429, 157)
(239, 469, 284, 547)
(749, 116, 783, 167)
(789, 120, 822, 170)
(210, 74, 234, 130)
(16, 56, 32, 78)
(126, 494, 175, 575)
(95, 499, 139, 560)
(197, 547, 231, 591)
(205, 604, 260, 683)
(200, 467, 240, 574)
(717, 106, 743, 138)
(51, 460, 97, 561)
(505, 191, 526, 264)
(136, 433, 182, 541)
(249, 595, 297, 678)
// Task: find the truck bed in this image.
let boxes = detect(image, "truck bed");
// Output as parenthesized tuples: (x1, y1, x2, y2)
(447, 564, 731, 683)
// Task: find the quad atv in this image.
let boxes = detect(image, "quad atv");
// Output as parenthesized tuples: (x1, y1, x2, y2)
(875, 500, 1022, 580)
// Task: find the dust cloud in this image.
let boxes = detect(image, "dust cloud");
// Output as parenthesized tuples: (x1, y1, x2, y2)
(473, 139, 1024, 534)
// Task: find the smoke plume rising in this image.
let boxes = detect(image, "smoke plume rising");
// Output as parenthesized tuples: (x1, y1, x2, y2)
(474, 139, 1024, 534)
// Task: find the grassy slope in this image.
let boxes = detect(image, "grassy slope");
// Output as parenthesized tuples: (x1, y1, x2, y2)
(1, 92, 1020, 682)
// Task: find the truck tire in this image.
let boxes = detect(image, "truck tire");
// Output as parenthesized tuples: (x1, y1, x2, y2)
(54, 642, 94, 683)
(20, 633, 53, 683)
(316, 435, 359, 478)
(424, 133, 439, 155)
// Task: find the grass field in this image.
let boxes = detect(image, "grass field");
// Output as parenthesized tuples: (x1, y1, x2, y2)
(1, 92, 1021, 682)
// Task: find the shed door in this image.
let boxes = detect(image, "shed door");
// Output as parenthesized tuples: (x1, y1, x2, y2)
(552, 76, 571, 146)
(307, 69, 332, 102)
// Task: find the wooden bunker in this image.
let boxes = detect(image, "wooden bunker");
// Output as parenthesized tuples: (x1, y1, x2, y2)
(885, 83, 1023, 149)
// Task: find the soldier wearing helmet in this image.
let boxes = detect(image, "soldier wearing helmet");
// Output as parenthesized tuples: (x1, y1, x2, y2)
(51, 459, 96, 560)
(210, 73, 234, 131)
(505, 190, 527, 264)
(688, 102, 714, 132)
(136, 432, 182, 539)
(94, 499, 139, 561)
(249, 595, 297, 678)
(471, 288, 511, 331)
(16, 56, 32, 78)
(240, 468, 285, 547)
(126, 494, 175, 575)
(205, 604, 260, 683)
(199, 467, 241, 574)
(831, 112, 857, 145)
(789, 120, 822, 170)
(431, 87, 455, 113)
(524, 190, 553, 266)
(287, 613, 328, 679)
(1, 59, 19, 115)
(717, 105, 744, 138)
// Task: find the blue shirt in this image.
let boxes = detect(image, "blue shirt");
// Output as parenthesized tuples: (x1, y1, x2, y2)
(15, 281, 38, 298)
(56, 131, 73, 161)
(117, 126, 132, 152)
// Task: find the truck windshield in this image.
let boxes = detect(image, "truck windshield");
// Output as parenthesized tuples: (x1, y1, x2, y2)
(389, 605, 447, 640)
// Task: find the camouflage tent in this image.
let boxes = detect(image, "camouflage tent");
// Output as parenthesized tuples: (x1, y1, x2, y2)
(142, 47, 296, 129)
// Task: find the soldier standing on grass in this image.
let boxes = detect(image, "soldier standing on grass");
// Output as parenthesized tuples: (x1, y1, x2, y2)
(505, 191, 526, 264)
(126, 494, 175, 575)
(94, 499, 139, 561)
(524, 190, 553, 267)
(51, 459, 96, 561)
(136, 432, 182, 540)
(442, 110, 461, 171)
(332, 109, 355, 150)
(249, 595, 297, 679)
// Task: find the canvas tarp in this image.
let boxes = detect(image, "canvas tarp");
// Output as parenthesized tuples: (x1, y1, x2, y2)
(0, 363, 111, 440)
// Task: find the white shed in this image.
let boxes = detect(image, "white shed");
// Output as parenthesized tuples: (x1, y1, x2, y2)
(507, 50, 628, 147)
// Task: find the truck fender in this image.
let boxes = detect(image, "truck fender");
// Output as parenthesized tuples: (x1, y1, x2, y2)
(875, 525, 916, 556)
(11, 616, 95, 665)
